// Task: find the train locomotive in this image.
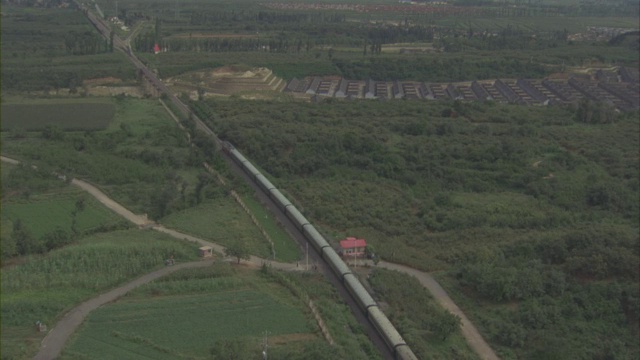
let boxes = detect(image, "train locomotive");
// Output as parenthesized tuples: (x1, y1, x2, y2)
(223, 142, 418, 360)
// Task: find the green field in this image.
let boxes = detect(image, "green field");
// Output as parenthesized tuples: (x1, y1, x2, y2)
(1, 229, 200, 360)
(1, 102, 115, 131)
(2, 188, 124, 239)
(61, 265, 315, 359)
(241, 194, 301, 262)
(1, 5, 135, 92)
(160, 198, 274, 260)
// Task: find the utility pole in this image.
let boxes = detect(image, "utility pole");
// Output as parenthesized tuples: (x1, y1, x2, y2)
(306, 242, 309, 271)
(262, 331, 269, 360)
(353, 237, 357, 268)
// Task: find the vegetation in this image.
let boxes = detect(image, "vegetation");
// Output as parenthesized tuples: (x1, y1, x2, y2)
(1, 5, 134, 93)
(1, 0, 638, 358)
(206, 97, 639, 359)
(87, 0, 639, 82)
(1, 188, 128, 258)
(224, 240, 251, 264)
(368, 269, 476, 359)
(61, 264, 340, 359)
(1, 101, 115, 131)
(1, 229, 200, 360)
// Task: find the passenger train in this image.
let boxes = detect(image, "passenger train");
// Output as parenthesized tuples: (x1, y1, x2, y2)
(223, 142, 418, 360)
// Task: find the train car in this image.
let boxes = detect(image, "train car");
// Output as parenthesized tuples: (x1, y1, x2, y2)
(321, 246, 351, 279)
(228, 148, 247, 166)
(302, 224, 331, 253)
(241, 158, 261, 178)
(221, 141, 235, 153)
(395, 345, 419, 360)
(284, 204, 310, 230)
(368, 306, 418, 360)
(269, 188, 291, 211)
(343, 273, 377, 310)
(255, 173, 276, 193)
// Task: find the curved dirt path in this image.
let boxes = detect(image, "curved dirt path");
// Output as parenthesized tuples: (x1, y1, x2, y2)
(33, 259, 215, 360)
(376, 261, 499, 360)
(2, 156, 497, 359)
(68, 177, 499, 359)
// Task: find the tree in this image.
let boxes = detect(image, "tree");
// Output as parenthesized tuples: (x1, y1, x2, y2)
(71, 197, 86, 235)
(12, 219, 41, 255)
(225, 241, 250, 264)
(210, 338, 252, 359)
(430, 310, 460, 341)
(42, 228, 71, 251)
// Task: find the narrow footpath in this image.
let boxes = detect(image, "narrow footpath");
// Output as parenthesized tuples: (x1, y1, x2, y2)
(1, 156, 498, 360)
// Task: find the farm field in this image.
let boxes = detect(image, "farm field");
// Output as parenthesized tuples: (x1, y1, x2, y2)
(160, 198, 274, 260)
(1, 187, 125, 240)
(1, 101, 115, 131)
(0, 5, 134, 93)
(2, 0, 638, 358)
(61, 265, 315, 359)
(1, 229, 200, 360)
(241, 194, 301, 262)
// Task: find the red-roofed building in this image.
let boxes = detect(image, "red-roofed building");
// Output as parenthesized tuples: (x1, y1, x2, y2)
(339, 237, 367, 258)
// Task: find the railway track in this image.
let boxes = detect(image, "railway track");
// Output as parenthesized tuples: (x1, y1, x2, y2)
(73, 2, 398, 358)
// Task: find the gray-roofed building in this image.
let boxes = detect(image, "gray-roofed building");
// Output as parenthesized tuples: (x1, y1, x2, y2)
(542, 79, 583, 102)
(419, 83, 435, 100)
(619, 66, 639, 83)
(306, 77, 322, 95)
(392, 81, 405, 99)
(517, 79, 548, 103)
(595, 70, 618, 83)
(446, 84, 463, 100)
(457, 85, 477, 100)
(494, 79, 520, 103)
(347, 81, 362, 98)
(316, 80, 333, 96)
(403, 82, 421, 100)
(365, 79, 376, 99)
(285, 78, 301, 92)
(335, 78, 348, 98)
(376, 82, 389, 99)
(471, 81, 492, 101)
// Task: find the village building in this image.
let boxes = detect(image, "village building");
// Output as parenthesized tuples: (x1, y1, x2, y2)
(199, 246, 213, 258)
(339, 237, 367, 258)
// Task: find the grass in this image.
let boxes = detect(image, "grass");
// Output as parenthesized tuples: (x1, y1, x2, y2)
(0, 229, 200, 360)
(1, 187, 125, 239)
(61, 265, 315, 359)
(367, 268, 479, 360)
(241, 194, 301, 262)
(0, 101, 115, 131)
(160, 198, 272, 259)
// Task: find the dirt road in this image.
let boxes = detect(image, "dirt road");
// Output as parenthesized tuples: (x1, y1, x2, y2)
(74, 173, 499, 359)
(377, 261, 500, 360)
(1, 156, 498, 359)
(32, 259, 215, 360)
